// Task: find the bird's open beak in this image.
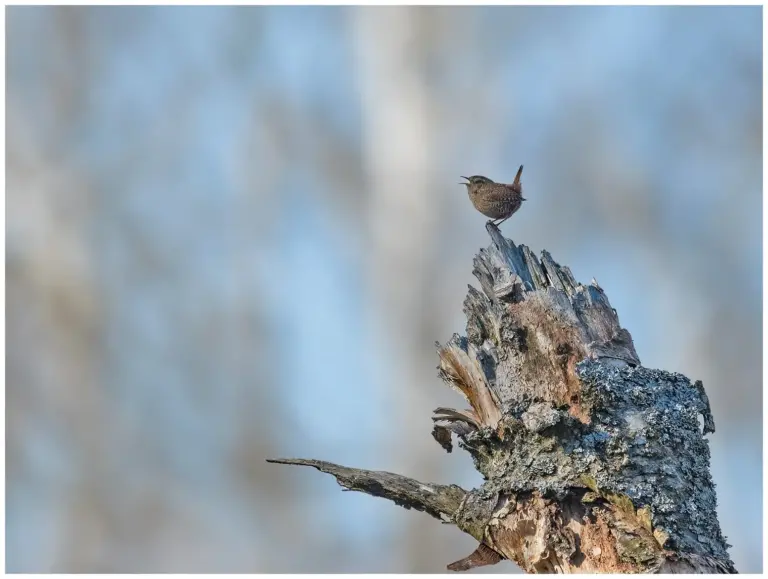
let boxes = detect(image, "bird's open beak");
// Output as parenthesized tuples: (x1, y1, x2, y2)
(459, 176, 470, 185)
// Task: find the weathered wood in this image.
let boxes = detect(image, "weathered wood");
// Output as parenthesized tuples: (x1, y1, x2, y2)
(266, 458, 466, 522)
(447, 542, 503, 571)
(269, 223, 735, 573)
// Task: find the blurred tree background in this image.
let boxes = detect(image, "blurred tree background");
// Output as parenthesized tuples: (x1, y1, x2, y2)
(6, 6, 761, 573)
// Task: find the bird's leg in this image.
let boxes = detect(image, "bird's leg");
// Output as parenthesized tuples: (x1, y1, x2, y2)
(495, 216, 511, 227)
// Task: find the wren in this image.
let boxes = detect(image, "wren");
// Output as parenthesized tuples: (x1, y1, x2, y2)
(460, 165, 525, 226)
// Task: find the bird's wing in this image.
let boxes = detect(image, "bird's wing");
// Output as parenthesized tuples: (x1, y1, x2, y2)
(484, 186, 519, 204)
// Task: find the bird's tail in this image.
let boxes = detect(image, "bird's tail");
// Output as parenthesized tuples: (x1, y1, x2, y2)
(512, 165, 523, 188)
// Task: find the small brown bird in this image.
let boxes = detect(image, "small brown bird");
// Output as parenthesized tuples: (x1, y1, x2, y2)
(460, 165, 526, 226)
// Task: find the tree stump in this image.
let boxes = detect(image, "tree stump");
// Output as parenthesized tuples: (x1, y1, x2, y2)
(269, 223, 735, 573)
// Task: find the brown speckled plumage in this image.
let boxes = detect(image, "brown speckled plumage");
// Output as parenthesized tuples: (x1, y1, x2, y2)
(460, 165, 525, 226)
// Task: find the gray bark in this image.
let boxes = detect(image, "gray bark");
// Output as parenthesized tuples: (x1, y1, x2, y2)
(269, 222, 736, 573)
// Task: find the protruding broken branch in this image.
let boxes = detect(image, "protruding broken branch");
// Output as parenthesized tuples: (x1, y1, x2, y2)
(266, 458, 466, 522)
(269, 223, 735, 573)
(447, 543, 503, 572)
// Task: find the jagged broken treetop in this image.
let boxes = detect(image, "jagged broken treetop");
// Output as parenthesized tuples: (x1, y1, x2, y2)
(270, 223, 734, 574)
